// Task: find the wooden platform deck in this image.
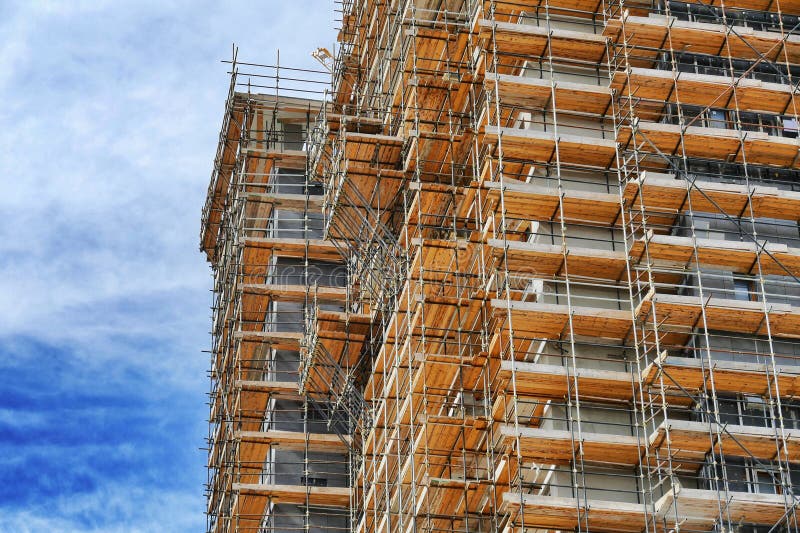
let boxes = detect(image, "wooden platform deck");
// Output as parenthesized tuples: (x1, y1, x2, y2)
(611, 67, 800, 116)
(232, 430, 347, 485)
(244, 191, 325, 211)
(490, 238, 628, 280)
(484, 178, 622, 225)
(408, 237, 478, 282)
(501, 425, 641, 465)
(484, 125, 618, 167)
(214, 331, 302, 382)
(623, 172, 800, 222)
(404, 183, 462, 237)
(413, 414, 488, 455)
(240, 285, 346, 326)
(655, 485, 789, 528)
(605, 15, 800, 64)
(631, 122, 800, 168)
(325, 161, 405, 240)
(246, 148, 307, 170)
(478, 19, 607, 62)
(504, 492, 646, 532)
(503, 413, 800, 468)
(498, 360, 634, 401)
(242, 237, 341, 265)
(630, 233, 800, 278)
(238, 429, 347, 456)
(487, 73, 613, 115)
(342, 131, 404, 166)
(494, 299, 632, 340)
(643, 353, 800, 399)
(301, 308, 371, 396)
(649, 418, 800, 464)
(313, 309, 371, 366)
(363, 413, 488, 508)
(231, 483, 350, 523)
(234, 330, 304, 351)
(382, 290, 487, 355)
(325, 113, 383, 135)
(482, 0, 608, 19)
(231, 380, 299, 431)
(636, 292, 800, 339)
(332, 163, 405, 213)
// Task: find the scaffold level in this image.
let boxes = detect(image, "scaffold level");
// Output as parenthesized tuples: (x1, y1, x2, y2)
(201, 1, 800, 531)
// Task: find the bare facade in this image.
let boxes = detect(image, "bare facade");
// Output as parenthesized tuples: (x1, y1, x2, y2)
(202, 1, 800, 531)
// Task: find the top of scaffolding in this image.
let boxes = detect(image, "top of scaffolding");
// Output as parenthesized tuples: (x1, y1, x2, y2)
(200, 51, 332, 261)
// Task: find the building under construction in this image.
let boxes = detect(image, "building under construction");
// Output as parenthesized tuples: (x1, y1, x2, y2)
(201, 1, 800, 532)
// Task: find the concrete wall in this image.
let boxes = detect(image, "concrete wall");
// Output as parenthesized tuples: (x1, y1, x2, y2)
(269, 504, 349, 533)
(270, 449, 349, 488)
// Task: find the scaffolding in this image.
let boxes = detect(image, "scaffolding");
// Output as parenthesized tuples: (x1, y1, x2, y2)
(200, 52, 356, 533)
(202, 0, 800, 531)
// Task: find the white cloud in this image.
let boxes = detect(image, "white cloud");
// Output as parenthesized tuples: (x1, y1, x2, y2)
(0, 1, 336, 529)
(0, 485, 202, 533)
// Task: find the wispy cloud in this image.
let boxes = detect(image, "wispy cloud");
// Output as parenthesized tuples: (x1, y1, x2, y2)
(0, 1, 335, 530)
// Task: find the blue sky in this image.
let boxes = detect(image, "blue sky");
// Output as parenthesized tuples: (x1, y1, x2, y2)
(0, 2, 335, 531)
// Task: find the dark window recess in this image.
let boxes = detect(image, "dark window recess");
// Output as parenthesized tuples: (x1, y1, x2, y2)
(301, 476, 328, 487)
(675, 157, 800, 190)
(283, 123, 305, 150)
(660, 50, 800, 86)
(733, 279, 752, 301)
(664, 1, 800, 34)
(662, 103, 797, 139)
(783, 117, 799, 138)
(269, 167, 322, 195)
(305, 406, 328, 421)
